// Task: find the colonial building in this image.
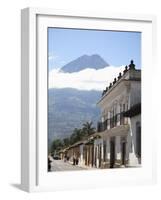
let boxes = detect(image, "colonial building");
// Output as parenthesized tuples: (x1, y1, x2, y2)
(58, 60, 141, 170)
(93, 60, 141, 168)
(59, 137, 96, 167)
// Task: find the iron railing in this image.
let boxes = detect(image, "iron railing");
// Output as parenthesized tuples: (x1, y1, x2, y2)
(97, 112, 127, 132)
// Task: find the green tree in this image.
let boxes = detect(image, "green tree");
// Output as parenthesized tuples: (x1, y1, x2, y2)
(50, 121, 96, 153)
(50, 139, 63, 154)
(70, 128, 82, 145)
(82, 121, 95, 137)
(63, 137, 70, 147)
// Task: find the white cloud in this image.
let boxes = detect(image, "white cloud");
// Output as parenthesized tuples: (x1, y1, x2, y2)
(48, 54, 58, 61)
(49, 66, 125, 91)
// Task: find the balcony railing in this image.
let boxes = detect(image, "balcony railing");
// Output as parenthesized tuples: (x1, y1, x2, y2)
(97, 112, 127, 132)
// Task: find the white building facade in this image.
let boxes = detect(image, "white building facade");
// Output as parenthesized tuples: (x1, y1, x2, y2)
(93, 60, 141, 168)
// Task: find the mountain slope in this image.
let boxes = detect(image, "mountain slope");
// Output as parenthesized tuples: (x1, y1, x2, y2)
(60, 54, 109, 73)
(48, 88, 101, 146)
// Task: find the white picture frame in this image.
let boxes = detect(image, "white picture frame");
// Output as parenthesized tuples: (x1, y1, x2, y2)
(21, 7, 157, 192)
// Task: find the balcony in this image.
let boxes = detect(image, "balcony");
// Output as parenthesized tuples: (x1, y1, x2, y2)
(97, 112, 127, 133)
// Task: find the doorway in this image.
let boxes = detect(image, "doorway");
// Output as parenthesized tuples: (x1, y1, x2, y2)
(121, 141, 126, 165)
(99, 145, 102, 168)
(136, 121, 141, 164)
(110, 138, 115, 168)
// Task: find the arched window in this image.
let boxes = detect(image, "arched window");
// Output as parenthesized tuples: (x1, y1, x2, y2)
(136, 121, 141, 159)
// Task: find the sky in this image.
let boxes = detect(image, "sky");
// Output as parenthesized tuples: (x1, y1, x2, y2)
(48, 28, 141, 71)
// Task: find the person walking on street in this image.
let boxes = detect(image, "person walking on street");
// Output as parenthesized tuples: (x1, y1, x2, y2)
(48, 156, 52, 171)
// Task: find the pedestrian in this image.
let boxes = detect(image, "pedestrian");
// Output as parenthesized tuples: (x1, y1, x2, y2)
(73, 155, 76, 165)
(64, 155, 67, 162)
(76, 158, 79, 165)
(48, 156, 52, 171)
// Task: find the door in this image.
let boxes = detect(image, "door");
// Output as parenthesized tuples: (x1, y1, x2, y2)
(94, 147, 97, 167)
(121, 142, 126, 165)
(91, 145, 94, 167)
(136, 122, 141, 163)
(99, 145, 102, 168)
(110, 138, 115, 168)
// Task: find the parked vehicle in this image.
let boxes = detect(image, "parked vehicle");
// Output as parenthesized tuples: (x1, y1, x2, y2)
(53, 155, 61, 160)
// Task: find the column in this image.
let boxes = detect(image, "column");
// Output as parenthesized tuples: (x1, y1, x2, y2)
(79, 144, 83, 166)
(126, 130, 139, 167)
(106, 139, 110, 165)
(115, 136, 121, 162)
(101, 140, 104, 161)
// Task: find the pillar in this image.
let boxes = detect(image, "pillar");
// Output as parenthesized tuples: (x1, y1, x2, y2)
(106, 139, 110, 164)
(126, 131, 139, 167)
(115, 136, 121, 161)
